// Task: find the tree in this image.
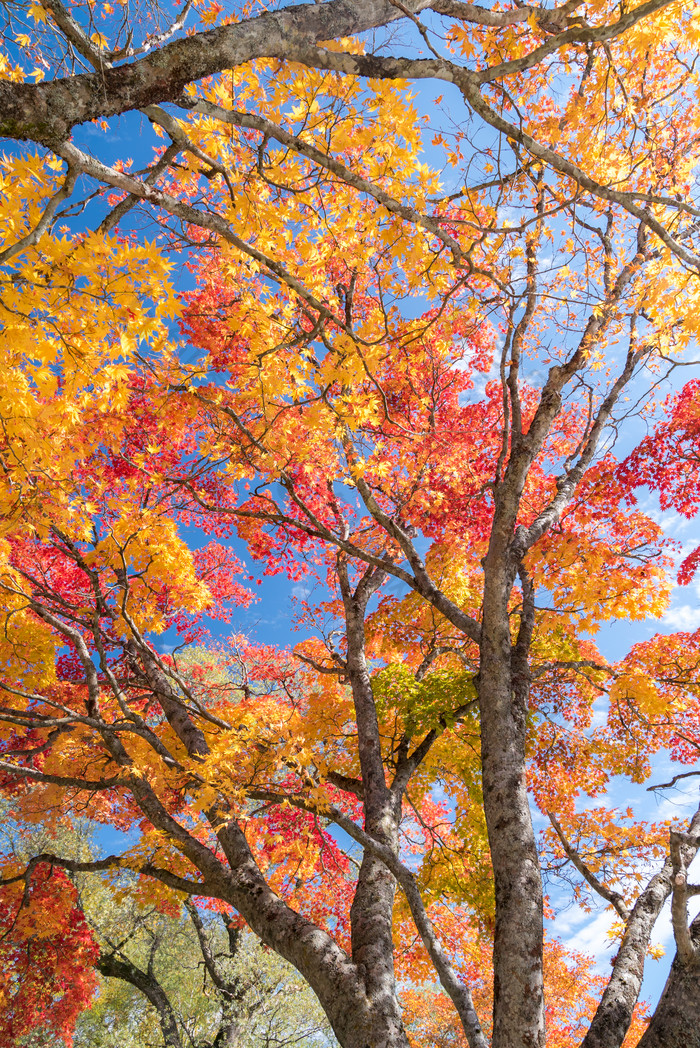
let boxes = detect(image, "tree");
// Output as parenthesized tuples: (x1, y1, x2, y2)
(78, 896, 337, 1048)
(0, 805, 336, 1048)
(0, 861, 97, 1046)
(2, 2, 700, 1048)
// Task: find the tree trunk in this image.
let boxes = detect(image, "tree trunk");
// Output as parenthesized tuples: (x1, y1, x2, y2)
(638, 916, 700, 1048)
(341, 566, 409, 1048)
(479, 546, 545, 1048)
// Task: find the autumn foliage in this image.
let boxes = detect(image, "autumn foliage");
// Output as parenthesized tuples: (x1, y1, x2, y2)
(2, 1, 700, 1048)
(0, 865, 97, 1047)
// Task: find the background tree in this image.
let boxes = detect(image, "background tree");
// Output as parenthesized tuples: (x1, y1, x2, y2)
(0, 804, 336, 1048)
(81, 898, 336, 1048)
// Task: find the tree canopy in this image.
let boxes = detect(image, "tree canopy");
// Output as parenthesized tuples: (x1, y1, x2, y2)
(2, 1, 700, 1047)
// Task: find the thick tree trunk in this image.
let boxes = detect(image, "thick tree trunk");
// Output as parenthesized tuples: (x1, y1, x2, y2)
(637, 916, 700, 1048)
(479, 506, 545, 1048)
(479, 602, 545, 1048)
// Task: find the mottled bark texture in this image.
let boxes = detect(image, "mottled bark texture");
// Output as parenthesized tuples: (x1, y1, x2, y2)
(479, 553, 545, 1048)
(582, 808, 700, 1048)
(637, 914, 700, 1048)
(0, 0, 430, 146)
(340, 559, 409, 1047)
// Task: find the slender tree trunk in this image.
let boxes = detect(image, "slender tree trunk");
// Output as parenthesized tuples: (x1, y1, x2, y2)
(342, 563, 409, 1048)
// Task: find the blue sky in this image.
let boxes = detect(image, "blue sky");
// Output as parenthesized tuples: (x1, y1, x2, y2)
(11, 0, 700, 1022)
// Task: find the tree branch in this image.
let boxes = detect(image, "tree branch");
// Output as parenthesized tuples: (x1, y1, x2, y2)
(0, 165, 78, 265)
(249, 788, 487, 1048)
(0, 0, 433, 145)
(582, 804, 700, 1048)
(98, 952, 184, 1048)
(669, 829, 700, 966)
(547, 811, 629, 921)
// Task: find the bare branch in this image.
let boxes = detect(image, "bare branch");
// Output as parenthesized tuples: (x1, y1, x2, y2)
(648, 769, 700, 792)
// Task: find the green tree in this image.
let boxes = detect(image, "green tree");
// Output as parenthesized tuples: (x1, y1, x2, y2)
(76, 898, 336, 1048)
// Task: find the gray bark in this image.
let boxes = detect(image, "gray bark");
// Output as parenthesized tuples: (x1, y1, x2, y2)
(0, 0, 430, 146)
(637, 916, 700, 1048)
(582, 807, 700, 1048)
(479, 544, 545, 1048)
(339, 560, 408, 1047)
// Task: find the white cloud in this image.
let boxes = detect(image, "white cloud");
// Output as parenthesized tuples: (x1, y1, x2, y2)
(292, 581, 312, 601)
(661, 604, 700, 630)
(590, 698, 609, 729)
(649, 780, 700, 821)
(554, 906, 617, 968)
(667, 515, 695, 535)
(656, 511, 686, 533)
